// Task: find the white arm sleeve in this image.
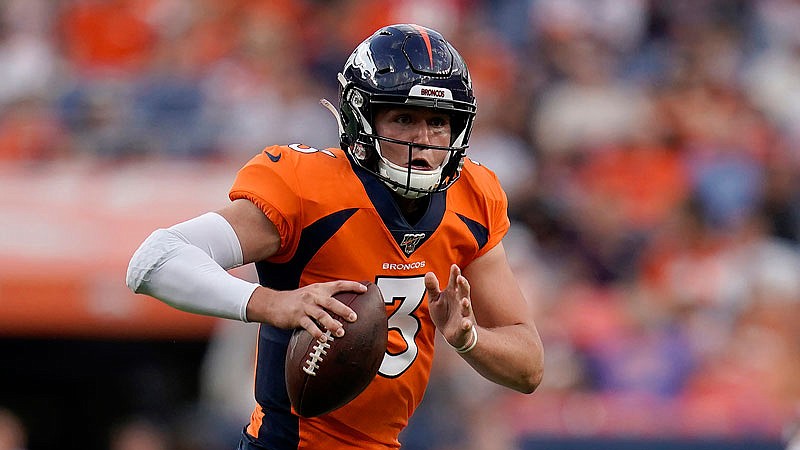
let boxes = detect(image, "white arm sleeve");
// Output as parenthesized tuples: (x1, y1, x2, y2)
(126, 212, 260, 322)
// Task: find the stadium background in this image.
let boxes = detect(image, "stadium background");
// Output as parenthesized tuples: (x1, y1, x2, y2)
(0, 0, 798, 449)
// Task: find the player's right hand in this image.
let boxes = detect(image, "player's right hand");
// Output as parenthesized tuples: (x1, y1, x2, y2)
(245, 281, 365, 342)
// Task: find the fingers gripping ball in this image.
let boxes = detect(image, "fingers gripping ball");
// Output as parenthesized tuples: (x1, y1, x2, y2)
(285, 281, 388, 417)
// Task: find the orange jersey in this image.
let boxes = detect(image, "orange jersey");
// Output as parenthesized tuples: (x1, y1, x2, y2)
(230, 144, 509, 449)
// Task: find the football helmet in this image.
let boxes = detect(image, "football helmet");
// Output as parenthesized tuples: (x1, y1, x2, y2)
(334, 24, 477, 199)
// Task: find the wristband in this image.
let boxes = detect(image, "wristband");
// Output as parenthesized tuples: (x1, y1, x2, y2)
(454, 326, 478, 354)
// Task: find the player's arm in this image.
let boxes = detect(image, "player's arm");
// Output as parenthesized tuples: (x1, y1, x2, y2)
(126, 199, 362, 341)
(218, 199, 364, 340)
(425, 243, 544, 394)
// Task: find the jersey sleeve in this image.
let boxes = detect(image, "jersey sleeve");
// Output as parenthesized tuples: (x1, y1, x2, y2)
(229, 145, 303, 259)
(481, 176, 510, 258)
(465, 158, 511, 259)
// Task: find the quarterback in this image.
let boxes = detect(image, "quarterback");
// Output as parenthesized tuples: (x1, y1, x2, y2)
(127, 23, 544, 449)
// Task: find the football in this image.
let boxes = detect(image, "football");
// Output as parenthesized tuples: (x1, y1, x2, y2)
(285, 281, 388, 417)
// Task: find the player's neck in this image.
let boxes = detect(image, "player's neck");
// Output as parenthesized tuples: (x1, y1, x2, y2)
(393, 194, 430, 225)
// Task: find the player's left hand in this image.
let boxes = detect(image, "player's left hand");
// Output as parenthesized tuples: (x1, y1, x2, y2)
(425, 264, 476, 351)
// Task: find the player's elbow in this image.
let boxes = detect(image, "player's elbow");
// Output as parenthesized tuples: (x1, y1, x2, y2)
(126, 228, 173, 294)
(515, 345, 544, 394)
(125, 253, 146, 294)
(518, 361, 544, 394)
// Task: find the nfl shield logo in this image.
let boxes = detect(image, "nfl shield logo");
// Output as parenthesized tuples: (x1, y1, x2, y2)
(399, 233, 426, 256)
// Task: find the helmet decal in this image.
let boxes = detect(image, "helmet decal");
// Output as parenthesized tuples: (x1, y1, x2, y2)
(348, 41, 378, 84)
(409, 85, 453, 100)
(410, 24, 434, 69)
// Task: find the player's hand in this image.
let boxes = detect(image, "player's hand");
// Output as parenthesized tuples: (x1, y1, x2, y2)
(246, 281, 365, 342)
(425, 264, 476, 350)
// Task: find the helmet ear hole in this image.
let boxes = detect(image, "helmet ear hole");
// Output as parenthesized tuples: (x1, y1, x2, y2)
(353, 143, 367, 160)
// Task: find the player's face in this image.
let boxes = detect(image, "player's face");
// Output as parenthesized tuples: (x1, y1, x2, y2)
(373, 106, 452, 170)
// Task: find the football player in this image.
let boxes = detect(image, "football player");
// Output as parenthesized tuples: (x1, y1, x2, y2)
(127, 23, 544, 449)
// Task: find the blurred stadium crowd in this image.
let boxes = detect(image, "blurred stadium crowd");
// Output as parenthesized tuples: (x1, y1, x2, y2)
(2, 0, 800, 449)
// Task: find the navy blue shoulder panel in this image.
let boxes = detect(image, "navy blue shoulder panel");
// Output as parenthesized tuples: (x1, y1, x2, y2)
(251, 326, 299, 448)
(456, 213, 489, 250)
(255, 207, 359, 290)
(249, 207, 358, 448)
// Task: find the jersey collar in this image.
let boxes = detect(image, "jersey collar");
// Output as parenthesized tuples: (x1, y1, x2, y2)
(350, 155, 446, 256)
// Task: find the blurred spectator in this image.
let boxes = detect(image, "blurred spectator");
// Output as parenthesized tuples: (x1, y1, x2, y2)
(2, 0, 800, 447)
(0, 98, 69, 161)
(58, 0, 156, 76)
(0, 0, 57, 108)
(0, 408, 26, 450)
(759, 155, 800, 243)
(530, 36, 652, 157)
(201, 29, 338, 157)
(57, 79, 144, 159)
(744, 40, 800, 149)
(109, 417, 170, 450)
(567, 287, 695, 397)
(131, 31, 214, 158)
(529, 0, 648, 53)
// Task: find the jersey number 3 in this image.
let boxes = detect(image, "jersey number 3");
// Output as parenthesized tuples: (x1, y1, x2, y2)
(376, 276, 425, 378)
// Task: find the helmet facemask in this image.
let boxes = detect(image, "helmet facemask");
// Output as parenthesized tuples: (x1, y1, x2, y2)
(339, 84, 470, 198)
